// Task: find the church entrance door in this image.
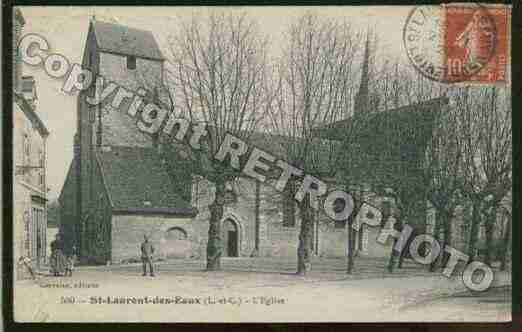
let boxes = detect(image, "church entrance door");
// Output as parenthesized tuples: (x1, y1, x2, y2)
(222, 219, 239, 257)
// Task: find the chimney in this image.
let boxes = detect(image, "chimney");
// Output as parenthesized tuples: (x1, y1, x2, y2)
(21, 76, 37, 109)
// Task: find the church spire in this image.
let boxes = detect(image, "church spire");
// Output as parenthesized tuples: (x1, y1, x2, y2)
(354, 30, 372, 116)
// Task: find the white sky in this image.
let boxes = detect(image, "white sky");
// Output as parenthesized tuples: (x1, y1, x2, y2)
(19, 6, 414, 200)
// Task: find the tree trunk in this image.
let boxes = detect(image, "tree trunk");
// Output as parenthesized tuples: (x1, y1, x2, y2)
(206, 181, 226, 271)
(467, 199, 481, 262)
(297, 195, 314, 275)
(484, 206, 497, 266)
(500, 217, 511, 271)
(398, 242, 405, 269)
(347, 196, 361, 274)
(398, 215, 409, 269)
(347, 223, 356, 274)
(429, 211, 442, 272)
(387, 240, 398, 273)
(357, 225, 364, 254)
(387, 218, 403, 273)
(441, 210, 453, 268)
(252, 180, 261, 257)
(397, 202, 414, 270)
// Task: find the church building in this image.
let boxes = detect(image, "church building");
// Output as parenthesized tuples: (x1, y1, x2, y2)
(59, 19, 442, 265)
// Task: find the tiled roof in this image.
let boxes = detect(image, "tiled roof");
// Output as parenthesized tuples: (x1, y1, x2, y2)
(58, 156, 77, 204)
(96, 146, 196, 216)
(316, 97, 449, 187)
(316, 97, 449, 140)
(92, 20, 164, 61)
(101, 105, 153, 147)
(247, 131, 336, 175)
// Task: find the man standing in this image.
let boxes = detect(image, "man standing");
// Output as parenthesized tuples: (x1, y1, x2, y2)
(140, 235, 155, 277)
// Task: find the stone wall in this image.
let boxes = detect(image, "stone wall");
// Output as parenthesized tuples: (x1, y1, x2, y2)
(99, 52, 163, 93)
(191, 176, 259, 257)
(257, 181, 302, 258)
(97, 51, 166, 147)
(111, 214, 195, 263)
(107, 173, 479, 262)
(191, 176, 398, 259)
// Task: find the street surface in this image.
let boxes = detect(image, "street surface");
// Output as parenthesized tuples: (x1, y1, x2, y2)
(14, 257, 511, 322)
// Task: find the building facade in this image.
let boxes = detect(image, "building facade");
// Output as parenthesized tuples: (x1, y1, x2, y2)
(189, 176, 397, 260)
(60, 19, 439, 265)
(13, 8, 49, 280)
(59, 20, 196, 264)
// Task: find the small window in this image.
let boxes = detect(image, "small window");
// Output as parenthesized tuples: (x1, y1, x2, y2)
(23, 134, 30, 157)
(127, 55, 136, 70)
(334, 220, 346, 229)
(38, 150, 44, 167)
(333, 197, 347, 228)
(166, 227, 188, 240)
(22, 80, 33, 92)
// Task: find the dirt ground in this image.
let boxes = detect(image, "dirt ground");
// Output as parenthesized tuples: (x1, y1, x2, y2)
(398, 285, 511, 322)
(13, 257, 511, 322)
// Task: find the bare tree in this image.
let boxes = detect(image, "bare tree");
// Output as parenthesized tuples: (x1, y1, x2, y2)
(423, 97, 462, 271)
(458, 87, 511, 264)
(268, 13, 361, 275)
(165, 12, 274, 270)
(498, 196, 511, 271)
(350, 61, 447, 273)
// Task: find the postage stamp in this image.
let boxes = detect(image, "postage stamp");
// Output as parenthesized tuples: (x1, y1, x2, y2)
(8, 5, 512, 324)
(404, 3, 510, 84)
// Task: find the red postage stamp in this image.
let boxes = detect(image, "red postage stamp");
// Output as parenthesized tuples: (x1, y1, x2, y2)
(404, 4, 510, 84)
(443, 4, 510, 84)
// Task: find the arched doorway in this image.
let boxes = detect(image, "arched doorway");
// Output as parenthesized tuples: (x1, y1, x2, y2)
(163, 227, 190, 258)
(222, 219, 239, 257)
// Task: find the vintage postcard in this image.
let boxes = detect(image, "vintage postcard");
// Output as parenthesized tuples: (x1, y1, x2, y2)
(10, 4, 511, 322)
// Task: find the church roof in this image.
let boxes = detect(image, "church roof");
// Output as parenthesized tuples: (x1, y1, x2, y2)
(315, 97, 449, 191)
(247, 131, 336, 176)
(316, 97, 449, 140)
(96, 146, 197, 217)
(58, 156, 76, 203)
(91, 20, 164, 61)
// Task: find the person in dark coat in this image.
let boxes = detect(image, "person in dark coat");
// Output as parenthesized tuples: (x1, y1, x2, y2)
(64, 245, 77, 277)
(140, 235, 155, 277)
(50, 234, 67, 276)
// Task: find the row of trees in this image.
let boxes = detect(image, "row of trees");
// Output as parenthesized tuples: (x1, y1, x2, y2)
(147, 12, 511, 274)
